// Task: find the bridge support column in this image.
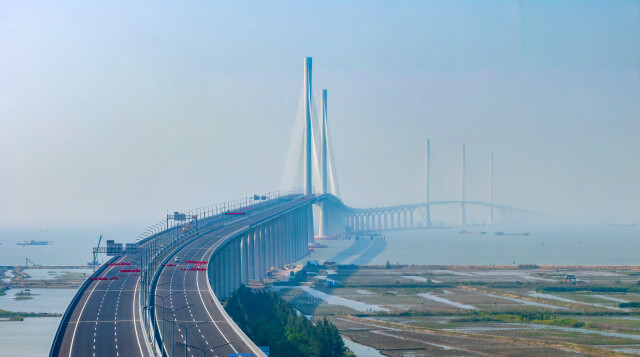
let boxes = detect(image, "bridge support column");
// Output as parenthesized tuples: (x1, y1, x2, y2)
(293, 211, 298, 259)
(280, 216, 286, 266)
(254, 228, 262, 279)
(247, 230, 254, 281)
(234, 237, 241, 291)
(227, 242, 233, 298)
(303, 207, 308, 254)
(318, 202, 329, 238)
(272, 220, 278, 268)
(307, 205, 314, 244)
(220, 244, 227, 299)
(276, 217, 282, 268)
(217, 252, 223, 297)
(286, 214, 292, 263)
(237, 237, 242, 289)
(218, 245, 224, 298)
(294, 210, 299, 259)
(252, 230, 259, 279)
(260, 225, 267, 278)
(264, 222, 273, 273)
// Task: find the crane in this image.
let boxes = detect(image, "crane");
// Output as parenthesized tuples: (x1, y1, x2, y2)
(92, 235, 102, 273)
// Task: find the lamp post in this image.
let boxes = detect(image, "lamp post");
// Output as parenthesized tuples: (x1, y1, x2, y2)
(165, 304, 194, 357)
(178, 342, 230, 357)
(154, 291, 182, 341)
(173, 321, 208, 357)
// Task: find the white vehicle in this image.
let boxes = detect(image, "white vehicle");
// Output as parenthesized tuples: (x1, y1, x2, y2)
(174, 257, 180, 262)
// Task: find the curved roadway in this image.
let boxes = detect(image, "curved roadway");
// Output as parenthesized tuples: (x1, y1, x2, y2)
(154, 195, 312, 357)
(54, 194, 311, 357)
(57, 254, 150, 357)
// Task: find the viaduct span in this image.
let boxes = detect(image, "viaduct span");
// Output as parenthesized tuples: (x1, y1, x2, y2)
(51, 58, 539, 357)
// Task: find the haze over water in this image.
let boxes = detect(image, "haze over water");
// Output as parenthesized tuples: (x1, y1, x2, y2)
(2, 224, 638, 267)
(307, 224, 640, 267)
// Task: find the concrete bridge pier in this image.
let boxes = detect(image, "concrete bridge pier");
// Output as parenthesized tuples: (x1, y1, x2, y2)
(210, 204, 316, 301)
(240, 233, 249, 285)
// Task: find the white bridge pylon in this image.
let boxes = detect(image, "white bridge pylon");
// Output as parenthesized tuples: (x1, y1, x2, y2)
(282, 57, 340, 198)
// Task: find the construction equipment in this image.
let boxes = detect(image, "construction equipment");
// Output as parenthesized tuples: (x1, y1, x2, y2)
(92, 235, 102, 272)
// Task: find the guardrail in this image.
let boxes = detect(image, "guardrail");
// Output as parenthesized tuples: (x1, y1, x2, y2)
(200, 196, 317, 357)
(138, 189, 305, 356)
(49, 255, 118, 357)
(49, 188, 309, 357)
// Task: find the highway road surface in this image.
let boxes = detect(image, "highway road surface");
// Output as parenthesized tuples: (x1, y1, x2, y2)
(56, 254, 151, 357)
(154, 195, 311, 357)
(53, 194, 309, 357)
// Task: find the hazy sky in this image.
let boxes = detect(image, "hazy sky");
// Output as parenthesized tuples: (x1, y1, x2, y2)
(1, 1, 638, 232)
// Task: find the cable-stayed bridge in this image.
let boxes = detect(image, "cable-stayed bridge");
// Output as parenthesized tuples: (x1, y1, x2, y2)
(51, 58, 541, 357)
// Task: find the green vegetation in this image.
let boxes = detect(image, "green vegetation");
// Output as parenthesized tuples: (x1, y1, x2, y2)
(537, 286, 636, 293)
(620, 302, 640, 308)
(225, 286, 348, 357)
(517, 264, 539, 269)
(13, 296, 33, 301)
(452, 312, 584, 327)
(0, 308, 60, 319)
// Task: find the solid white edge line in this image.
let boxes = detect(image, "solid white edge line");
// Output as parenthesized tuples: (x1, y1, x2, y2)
(133, 276, 150, 357)
(68, 256, 123, 356)
(201, 227, 267, 357)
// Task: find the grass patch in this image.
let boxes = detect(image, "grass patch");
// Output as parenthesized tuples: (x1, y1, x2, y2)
(620, 302, 640, 308)
(537, 286, 637, 293)
(452, 312, 585, 327)
(0, 308, 60, 319)
(13, 296, 33, 301)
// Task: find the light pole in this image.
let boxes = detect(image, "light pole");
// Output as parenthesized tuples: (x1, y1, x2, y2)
(179, 342, 230, 357)
(154, 291, 182, 343)
(165, 304, 194, 357)
(174, 321, 208, 357)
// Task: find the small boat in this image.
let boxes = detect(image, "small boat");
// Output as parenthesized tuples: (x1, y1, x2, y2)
(494, 232, 530, 236)
(459, 231, 486, 235)
(17, 240, 53, 246)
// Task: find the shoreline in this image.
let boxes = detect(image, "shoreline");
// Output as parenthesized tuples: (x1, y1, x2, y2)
(353, 264, 640, 270)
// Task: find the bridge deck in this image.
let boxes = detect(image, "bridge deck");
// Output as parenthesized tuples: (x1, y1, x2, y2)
(56, 254, 150, 357)
(154, 195, 312, 356)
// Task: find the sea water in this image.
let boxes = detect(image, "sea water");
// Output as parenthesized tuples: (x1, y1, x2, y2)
(307, 224, 640, 266)
(0, 223, 637, 356)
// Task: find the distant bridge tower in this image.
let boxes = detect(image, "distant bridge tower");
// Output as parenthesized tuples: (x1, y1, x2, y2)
(425, 139, 432, 227)
(490, 152, 494, 224)
(460, 144, 467, 226)
(321, 89, 328, 195)
(318, 89, 330, 238)
(304, 57, 313, 196)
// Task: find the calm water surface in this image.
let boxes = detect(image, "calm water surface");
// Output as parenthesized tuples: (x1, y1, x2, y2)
(0, 223, 637, 356)
(307, 224, 640, 265)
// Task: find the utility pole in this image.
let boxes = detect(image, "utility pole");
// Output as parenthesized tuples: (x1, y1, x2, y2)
(490, 152, 494, 224)
(461, 144, 466, 226)
(425, 139, 432, 227)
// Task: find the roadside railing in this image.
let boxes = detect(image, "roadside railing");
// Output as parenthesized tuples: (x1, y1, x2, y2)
(134, 187, 303, 355)
(49, 255, 118, 357)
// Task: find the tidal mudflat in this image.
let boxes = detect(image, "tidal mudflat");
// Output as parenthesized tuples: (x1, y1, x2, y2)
(274, 263, 640, 356)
